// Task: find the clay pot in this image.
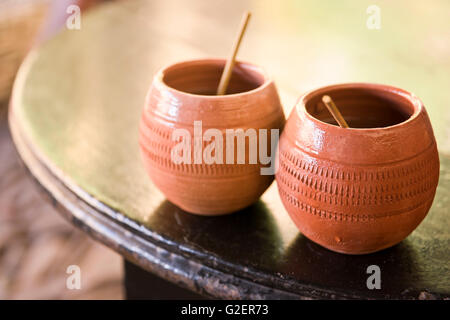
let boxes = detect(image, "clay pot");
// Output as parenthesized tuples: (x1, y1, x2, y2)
(276, 83, 439, 254)
(140, 59, 285, 215)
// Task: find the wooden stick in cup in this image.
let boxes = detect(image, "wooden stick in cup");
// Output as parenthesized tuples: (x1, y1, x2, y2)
(322, 95, 349, 128)
(216, 11, 251, 95)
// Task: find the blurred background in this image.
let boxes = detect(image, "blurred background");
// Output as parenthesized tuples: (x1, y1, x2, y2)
(0, 0, 449, 299)
(0, 0, 122, 300)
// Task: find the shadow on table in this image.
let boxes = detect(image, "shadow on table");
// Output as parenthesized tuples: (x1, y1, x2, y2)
(144, 198, 445, 299)
(146, 200, 284, 270)
(281, 233, 422, 299)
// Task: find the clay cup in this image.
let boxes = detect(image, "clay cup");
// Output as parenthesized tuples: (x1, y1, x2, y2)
(140, 59, 285, 215)
(276, 83, 439, 254)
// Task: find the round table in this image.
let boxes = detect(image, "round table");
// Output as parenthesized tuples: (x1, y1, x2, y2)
(9, 0, 450, 299)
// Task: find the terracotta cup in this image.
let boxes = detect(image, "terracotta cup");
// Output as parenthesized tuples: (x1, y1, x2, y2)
(276, 83, 439, 254)
(140, 59, 285, 215)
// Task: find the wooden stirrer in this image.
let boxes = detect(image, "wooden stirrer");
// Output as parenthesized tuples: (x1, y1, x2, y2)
(322, 95, 349, 128)
(216, 11, 251, 95)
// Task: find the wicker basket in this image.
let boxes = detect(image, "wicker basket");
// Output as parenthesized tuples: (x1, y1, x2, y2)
(0, 0, 50, 117)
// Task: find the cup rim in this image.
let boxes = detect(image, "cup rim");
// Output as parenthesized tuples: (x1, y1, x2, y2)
(297, 82, 424, 132)
(154, 58, 273, 99)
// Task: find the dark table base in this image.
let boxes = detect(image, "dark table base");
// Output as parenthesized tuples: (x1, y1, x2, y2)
(124, 260, 204, 300)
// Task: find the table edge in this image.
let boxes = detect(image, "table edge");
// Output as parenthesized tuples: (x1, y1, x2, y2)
(11, 102, 366, 299)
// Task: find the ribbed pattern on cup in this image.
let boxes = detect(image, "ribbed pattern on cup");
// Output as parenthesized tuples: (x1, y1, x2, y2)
(277, 140, 439, 222)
